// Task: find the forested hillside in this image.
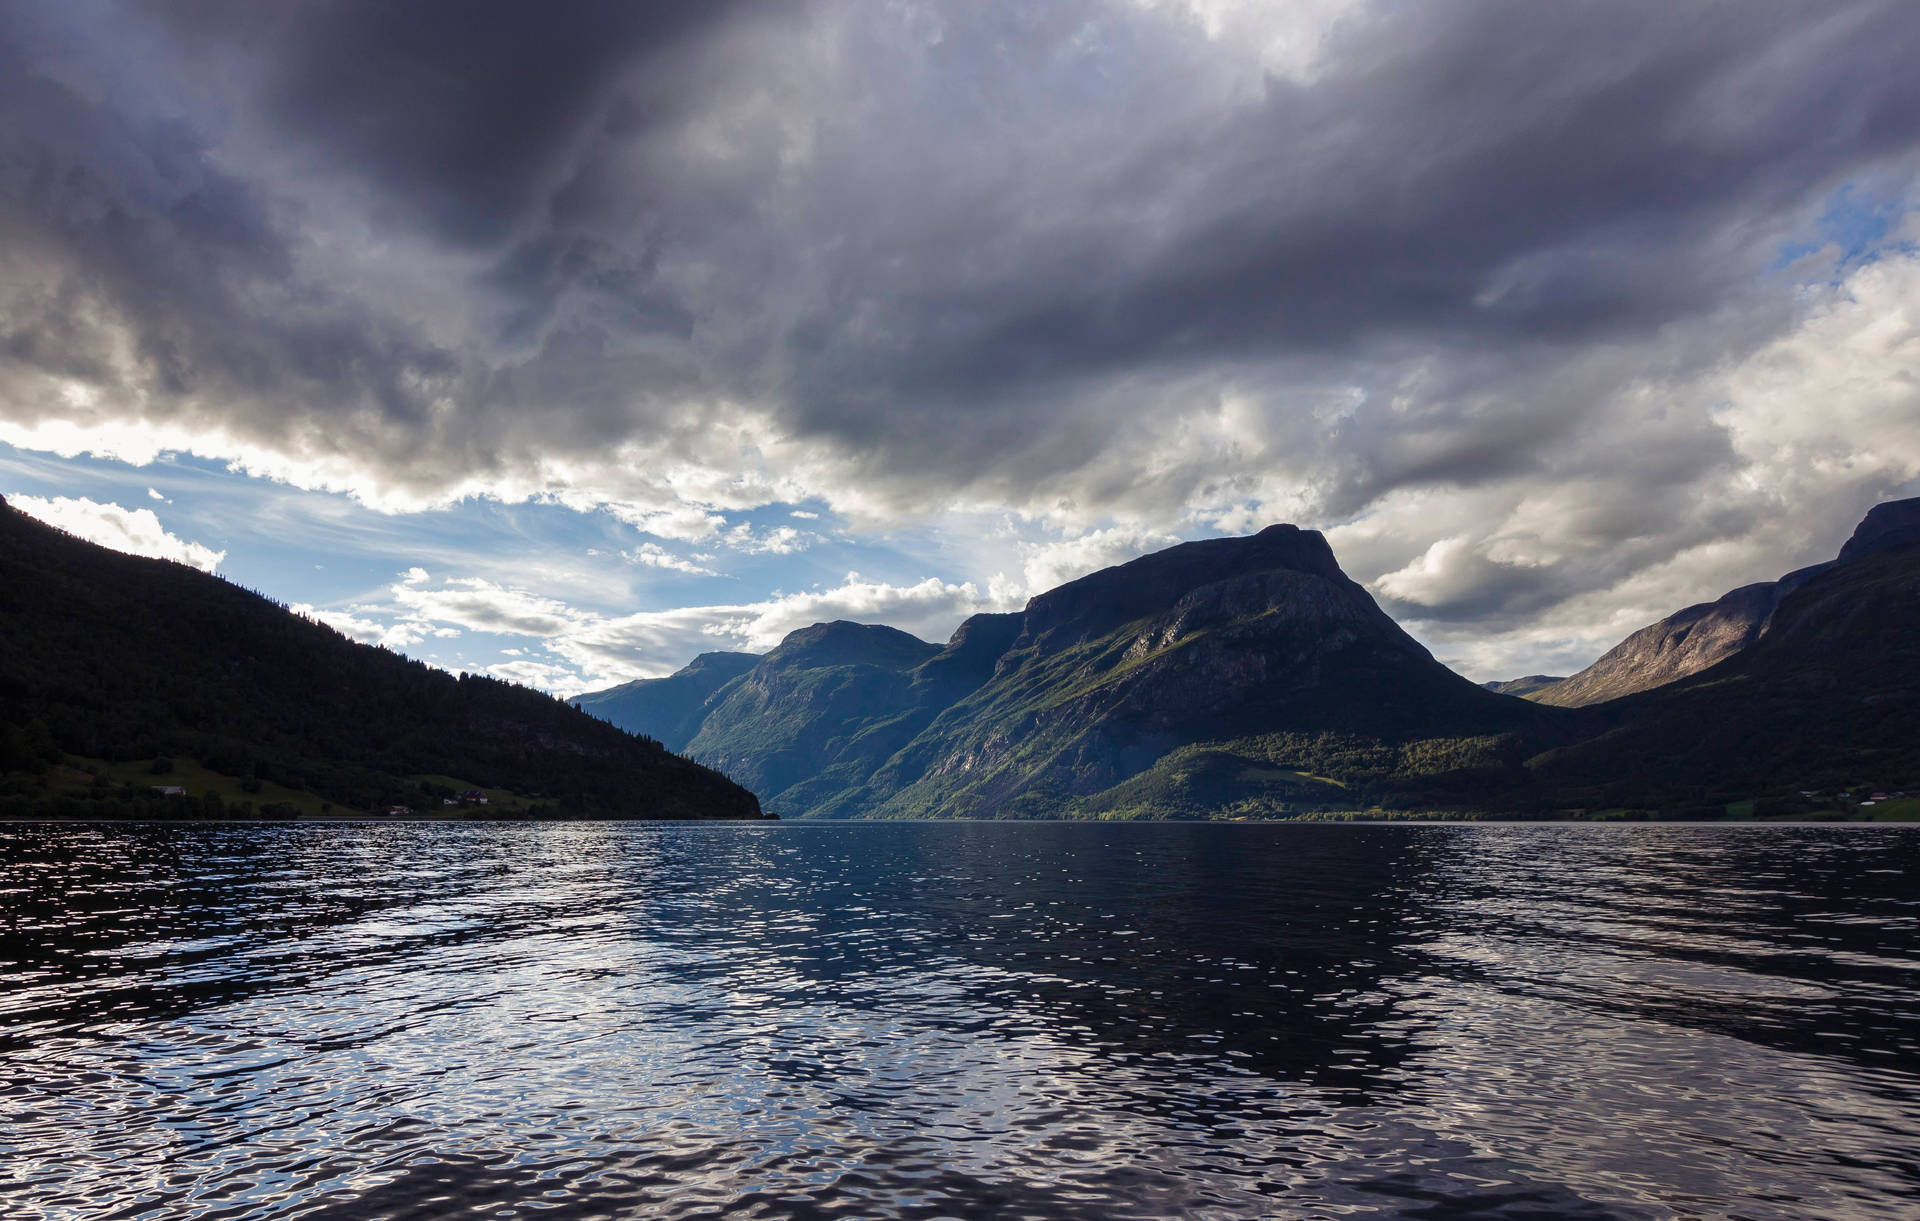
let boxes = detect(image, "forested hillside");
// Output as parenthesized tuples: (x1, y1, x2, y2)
(0, 497, 762, 820)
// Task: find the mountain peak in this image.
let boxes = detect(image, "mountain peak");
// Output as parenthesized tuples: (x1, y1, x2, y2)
(766, 620, 940, 672)
(1017, 524, 1344, 652)
(1838, 496, 1920, 563)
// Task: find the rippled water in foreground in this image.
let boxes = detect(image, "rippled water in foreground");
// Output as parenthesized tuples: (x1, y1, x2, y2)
(3, 822, 1918, 1220)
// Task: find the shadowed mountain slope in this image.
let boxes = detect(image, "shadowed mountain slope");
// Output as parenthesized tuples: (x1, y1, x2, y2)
(0, 497, 762, 820)
(677, 622, 946, 814)
(570, 651, 758, 752)
(1530, 541, 1920, 807)
(1522, 497, 1920, 708)
(1839, 497, 1920, 562)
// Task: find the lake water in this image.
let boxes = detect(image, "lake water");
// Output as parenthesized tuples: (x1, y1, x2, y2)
(2, 821, 1917, 1220)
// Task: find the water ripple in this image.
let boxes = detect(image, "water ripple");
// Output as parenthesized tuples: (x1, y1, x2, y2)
(2, 821, 1917, 1219)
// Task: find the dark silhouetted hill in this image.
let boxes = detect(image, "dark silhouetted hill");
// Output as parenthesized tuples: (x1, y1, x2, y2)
(0, 496, 762, 820)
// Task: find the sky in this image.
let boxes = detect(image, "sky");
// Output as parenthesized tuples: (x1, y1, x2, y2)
(3, 0, 1919, 695)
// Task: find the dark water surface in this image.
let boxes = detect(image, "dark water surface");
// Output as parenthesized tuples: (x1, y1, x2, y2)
(2, 822, 1917, 1220)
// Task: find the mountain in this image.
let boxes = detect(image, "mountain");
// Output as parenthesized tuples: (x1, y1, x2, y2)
(1482, 675, 1565, 697)
(1524, 576, 1820, 707)
(579, 525, 1561, 818)
(567, 500, 1920, 819)
(1522, 496, 1920, 707)
(0, 496, 762, 821)
(569, 651, 758, 751)
(1838, 497, 1920, 562)
(1530, 539, 1920, 811)
(679, 621, 944, 812)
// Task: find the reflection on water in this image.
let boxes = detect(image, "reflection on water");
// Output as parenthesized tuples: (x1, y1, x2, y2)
(2, 822, 1917, 1219)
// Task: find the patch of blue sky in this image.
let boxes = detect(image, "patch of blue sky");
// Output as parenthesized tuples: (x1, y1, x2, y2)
(1, 438, 1006, 685)
(8, 440, 763, 599)
(1774, 177, 1915, 276)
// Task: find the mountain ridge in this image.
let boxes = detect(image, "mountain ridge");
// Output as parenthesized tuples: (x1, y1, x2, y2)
(576, 499, 1920, 820)
(1515, 496, 1920, 707)
(580, 524, 1560, 819)
(1529, 540, 1920, 807)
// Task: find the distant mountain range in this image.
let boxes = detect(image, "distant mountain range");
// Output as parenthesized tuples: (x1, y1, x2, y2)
(0, 496, 762, 820)
(8, 484, 1912, 823)
(578, 500, 1920, 820)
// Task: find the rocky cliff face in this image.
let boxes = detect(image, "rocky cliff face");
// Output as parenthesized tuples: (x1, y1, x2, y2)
(1529, 582, 1787, 708)
(1521, 496, 1920, 708)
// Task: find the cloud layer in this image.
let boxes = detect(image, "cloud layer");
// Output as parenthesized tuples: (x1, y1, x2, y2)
(317, 566, 993, 693)
(4, 1, 1920, 677)
(8, 495, 225, 571)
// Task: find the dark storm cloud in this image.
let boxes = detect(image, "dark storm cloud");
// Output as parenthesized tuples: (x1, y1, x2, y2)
(769, 1, 1920, 476)
(4, 0, 1920, 640)
(0, 15, 451, 435)
(145, 0, 741, 247)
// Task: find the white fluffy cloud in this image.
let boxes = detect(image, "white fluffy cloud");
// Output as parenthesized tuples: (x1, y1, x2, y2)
(391, 571, 582, 637)
(293, 602, 461, 652)
(989, 524, 1184, 604)
(7, 495, 225, 572)
(722, 524, 812, 555)
(298, 567, 995, 693)
(623, 544, 718, 576)
(554, 572, 991, 688)
(1715, 250, 1920, 528)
